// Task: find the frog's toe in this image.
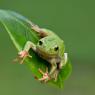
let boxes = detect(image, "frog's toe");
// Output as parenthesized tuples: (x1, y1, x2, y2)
(38, 68, 51, 83)
(18, 51, 27, 58)
(38, 73, 50, 82)
(19, 50, 32, 64)
(14, 50, 32, 64)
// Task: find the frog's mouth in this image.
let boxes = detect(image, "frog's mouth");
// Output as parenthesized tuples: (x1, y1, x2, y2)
(36, 47, 57, 59)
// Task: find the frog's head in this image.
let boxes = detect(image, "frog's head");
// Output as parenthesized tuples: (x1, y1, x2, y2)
(36, 36, 65, 57)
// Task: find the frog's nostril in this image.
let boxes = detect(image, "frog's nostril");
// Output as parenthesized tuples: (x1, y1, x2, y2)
(39, 41, 43, 45)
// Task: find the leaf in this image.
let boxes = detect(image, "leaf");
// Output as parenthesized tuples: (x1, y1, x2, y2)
(0, 10, 72, 88)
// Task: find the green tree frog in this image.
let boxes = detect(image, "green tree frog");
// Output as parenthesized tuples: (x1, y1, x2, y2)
(18, 23, 68, 82)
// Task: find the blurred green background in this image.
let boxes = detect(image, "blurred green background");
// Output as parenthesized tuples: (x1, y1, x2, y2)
(0, 0, 95, 95)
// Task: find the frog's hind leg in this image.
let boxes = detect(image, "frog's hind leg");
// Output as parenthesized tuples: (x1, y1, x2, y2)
(27, 20, 50, 37)
(30, 24, 49, 38)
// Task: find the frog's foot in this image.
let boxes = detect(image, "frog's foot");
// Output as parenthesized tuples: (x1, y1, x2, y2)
(38, 68, 51, 83)
(18, 50, 32, 64)
(14, 50, 32, 64)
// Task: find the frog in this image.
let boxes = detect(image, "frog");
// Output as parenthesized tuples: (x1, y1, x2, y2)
(17, 23, 68, 82)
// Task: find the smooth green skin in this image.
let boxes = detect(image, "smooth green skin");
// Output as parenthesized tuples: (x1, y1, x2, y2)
(0, 10, 71, 87)
(22, 26, 67, 81)
(36, 29, 65, 58)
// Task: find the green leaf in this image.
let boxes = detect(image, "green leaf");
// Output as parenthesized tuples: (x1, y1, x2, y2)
(0, 9, 72, 88)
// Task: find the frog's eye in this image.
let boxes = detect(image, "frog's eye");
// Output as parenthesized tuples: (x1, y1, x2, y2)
(54, 46, 59, 51)
(39, 41, 43, 45)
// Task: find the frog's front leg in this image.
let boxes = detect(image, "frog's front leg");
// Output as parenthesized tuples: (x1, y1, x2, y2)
(51, 53, 68, 81)
(38, 68, 51, 83)
(18, 41, 36, 64)
(38, 59, 57, 82)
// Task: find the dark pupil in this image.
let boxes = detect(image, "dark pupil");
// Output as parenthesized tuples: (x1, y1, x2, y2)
(39, 41, 43, 45)
(54, 46, 59, 51)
